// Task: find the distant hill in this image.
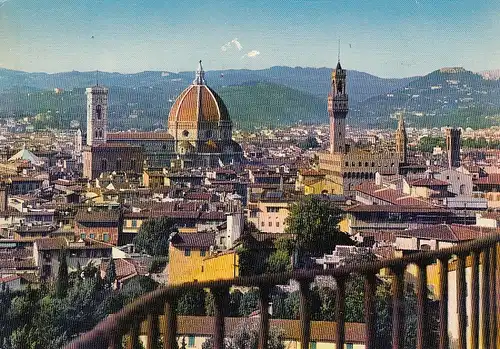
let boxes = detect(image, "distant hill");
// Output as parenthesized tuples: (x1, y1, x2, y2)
(0, 66, 415, 130)
(218, 82, 327, 129)
(479, 69, 500, 80)
(1, 66, 499, 130)
(353, 67, 500, 129)
(0, 66, 414, 103)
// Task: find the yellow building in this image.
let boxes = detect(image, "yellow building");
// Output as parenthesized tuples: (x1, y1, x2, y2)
(142, 169, 166, 189)
(138, 316, 366, 349)
(167, 232, 238, 285)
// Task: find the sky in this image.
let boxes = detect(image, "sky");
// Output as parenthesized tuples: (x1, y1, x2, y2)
(0, 0, 499, 78)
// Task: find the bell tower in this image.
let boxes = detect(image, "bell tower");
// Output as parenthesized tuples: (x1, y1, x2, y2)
(86, 84, 108, 146)
(328, 60, 348, 153)
(395, 114, 408, 164)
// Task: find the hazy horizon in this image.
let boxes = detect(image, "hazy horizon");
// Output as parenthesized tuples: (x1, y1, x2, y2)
(1, 0, 499, 78)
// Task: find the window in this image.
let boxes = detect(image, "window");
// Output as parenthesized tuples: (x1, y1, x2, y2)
(101, 159, 107, 171)
(188, 336, 195, 347)
(130, 159, 137, 170)
(103, 234, 109, 242)
(347, 344, 354, 349)
(267, 207, 279, 213)
(80, 233, 86, 239)
(309, 342, 316, 349)
(116, 158, 122, 170)
(269, 222, 272, 227)
(96, 105, 102, 119)
(131, 220, 137, 228)
(276, 222, 280, 227)
(200, 249, 206, 257)
(261, 222, 265, 227)
(90, 234, 95, 239)
(184, 248, 191, 256)
(345, 161, 349, 167)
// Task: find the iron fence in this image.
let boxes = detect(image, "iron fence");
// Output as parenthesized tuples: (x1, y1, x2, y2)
(65, 233, 499, 349)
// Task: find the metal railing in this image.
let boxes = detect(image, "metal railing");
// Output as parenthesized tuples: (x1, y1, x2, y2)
(65, 233, 499, 349)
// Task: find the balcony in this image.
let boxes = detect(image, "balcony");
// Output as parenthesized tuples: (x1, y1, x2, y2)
(65, 234, 499, 349)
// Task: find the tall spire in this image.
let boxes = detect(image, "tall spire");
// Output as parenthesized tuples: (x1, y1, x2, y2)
(193, 60, 206, 85)
(338, 39, 341, 63)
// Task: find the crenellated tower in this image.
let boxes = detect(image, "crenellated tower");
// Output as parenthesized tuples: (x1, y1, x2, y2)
(395, 114, 408, 164)
(328, 60, 348, 153)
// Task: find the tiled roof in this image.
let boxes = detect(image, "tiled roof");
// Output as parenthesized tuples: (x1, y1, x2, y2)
(170, 232, 215, 248)
(473, 173, 500, 185)
(107, 131, 173, 141)
(409, 178, 449, 187)
(100, 258, 137, 280)
(199, 211, 226, 221)
(75, 209, 121, 223)
(35, 237, 112, 250)
(152, 316, 366, 344)
(395, 224, 497, 242)
(346, 205, 450, 214)
(355, 182, 430, 206)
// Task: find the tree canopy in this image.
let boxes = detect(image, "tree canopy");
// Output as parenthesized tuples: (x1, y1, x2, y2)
(285, 196, 353, 258)
(133, 217, 177, 256)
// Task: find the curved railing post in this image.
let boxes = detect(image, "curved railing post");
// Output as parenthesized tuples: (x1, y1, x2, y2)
(335, 276, 346, 349)
(211, 286, 229, 349)
(364, 272, 376, 349)
(416, 261, 428, 349)
(390, 266, 405, 349)
(470, 250, 480, 349)
(258, 285, 270, 349)
(163, 299, 178, 349)
(456, 253, 467, 349)
(299, 279, 312, 349)
(438, 256, 449, 349)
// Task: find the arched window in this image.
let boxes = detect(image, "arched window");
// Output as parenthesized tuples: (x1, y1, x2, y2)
(347, 172, 351, 179)
(459, 184, 466, 195)
(365, 162, 369, 167)
(96, 105, 102, 120)
(356, 172, 360, 179)
(360, 173, 365, 179)
(372, 162, 375, 167)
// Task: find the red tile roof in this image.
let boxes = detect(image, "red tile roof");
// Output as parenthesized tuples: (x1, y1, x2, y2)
(170, 232, 215, 248)
(409, 178, 449, 187)
(474, 173, 500, 185)
(107, 131, 173, 141)
(140, 316, 366, 344)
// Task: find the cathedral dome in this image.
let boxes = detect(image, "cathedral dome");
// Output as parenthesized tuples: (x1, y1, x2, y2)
(168, 61, 230, 124)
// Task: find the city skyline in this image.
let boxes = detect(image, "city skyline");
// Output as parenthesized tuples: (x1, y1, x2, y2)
(0, 0, 499, 77)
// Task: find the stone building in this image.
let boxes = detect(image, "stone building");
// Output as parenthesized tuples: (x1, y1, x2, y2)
(82, 85, 144, 179)
(316, 59, 402, 197)
(445, 127, 461, 168)
(105, 61, 243, 170)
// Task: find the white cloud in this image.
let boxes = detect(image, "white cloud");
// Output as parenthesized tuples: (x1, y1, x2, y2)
(0, 0, 10, 7)
(221, 38, 243, 52)
(242, 50, 260, 58)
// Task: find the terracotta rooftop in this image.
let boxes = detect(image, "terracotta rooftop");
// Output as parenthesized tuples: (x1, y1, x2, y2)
(75, 209, 121, 223)
(395, 224, 497, 242)
(170, 232, 215, 248)
(409, 178, 449, 187)
(355, 182, 430, 206)
(142, 316, 366, 344)
(35, 237, 112, 250)
(346, 205, 450, 214)
(474, 173, 500, 185)
(107, 131, 173, 141)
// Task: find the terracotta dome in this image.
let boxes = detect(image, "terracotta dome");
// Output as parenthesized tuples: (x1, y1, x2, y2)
(168, 61, 230, 124)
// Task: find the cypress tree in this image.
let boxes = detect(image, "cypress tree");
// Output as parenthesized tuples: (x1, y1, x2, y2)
(104, 258, 117, 288)
(55, 250, 69, 298)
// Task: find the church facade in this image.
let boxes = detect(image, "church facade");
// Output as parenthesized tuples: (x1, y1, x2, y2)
(82, 61, 242, 179)
(316, 60, 405, 197)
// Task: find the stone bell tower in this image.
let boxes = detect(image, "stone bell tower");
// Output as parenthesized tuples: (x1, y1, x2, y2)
(86, 84, 108, 146)
(328, 60, 348, 154)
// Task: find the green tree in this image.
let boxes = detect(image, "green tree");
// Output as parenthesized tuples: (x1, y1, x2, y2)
(285, 196, 353, 260)
(133, 217, 177, 256)
(238, 289, 259, 317)
(104, 258, 117, 288)
(55, 251, 69, 298)
(177, 289, 206, 316)
(266, 237, 294, 274)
